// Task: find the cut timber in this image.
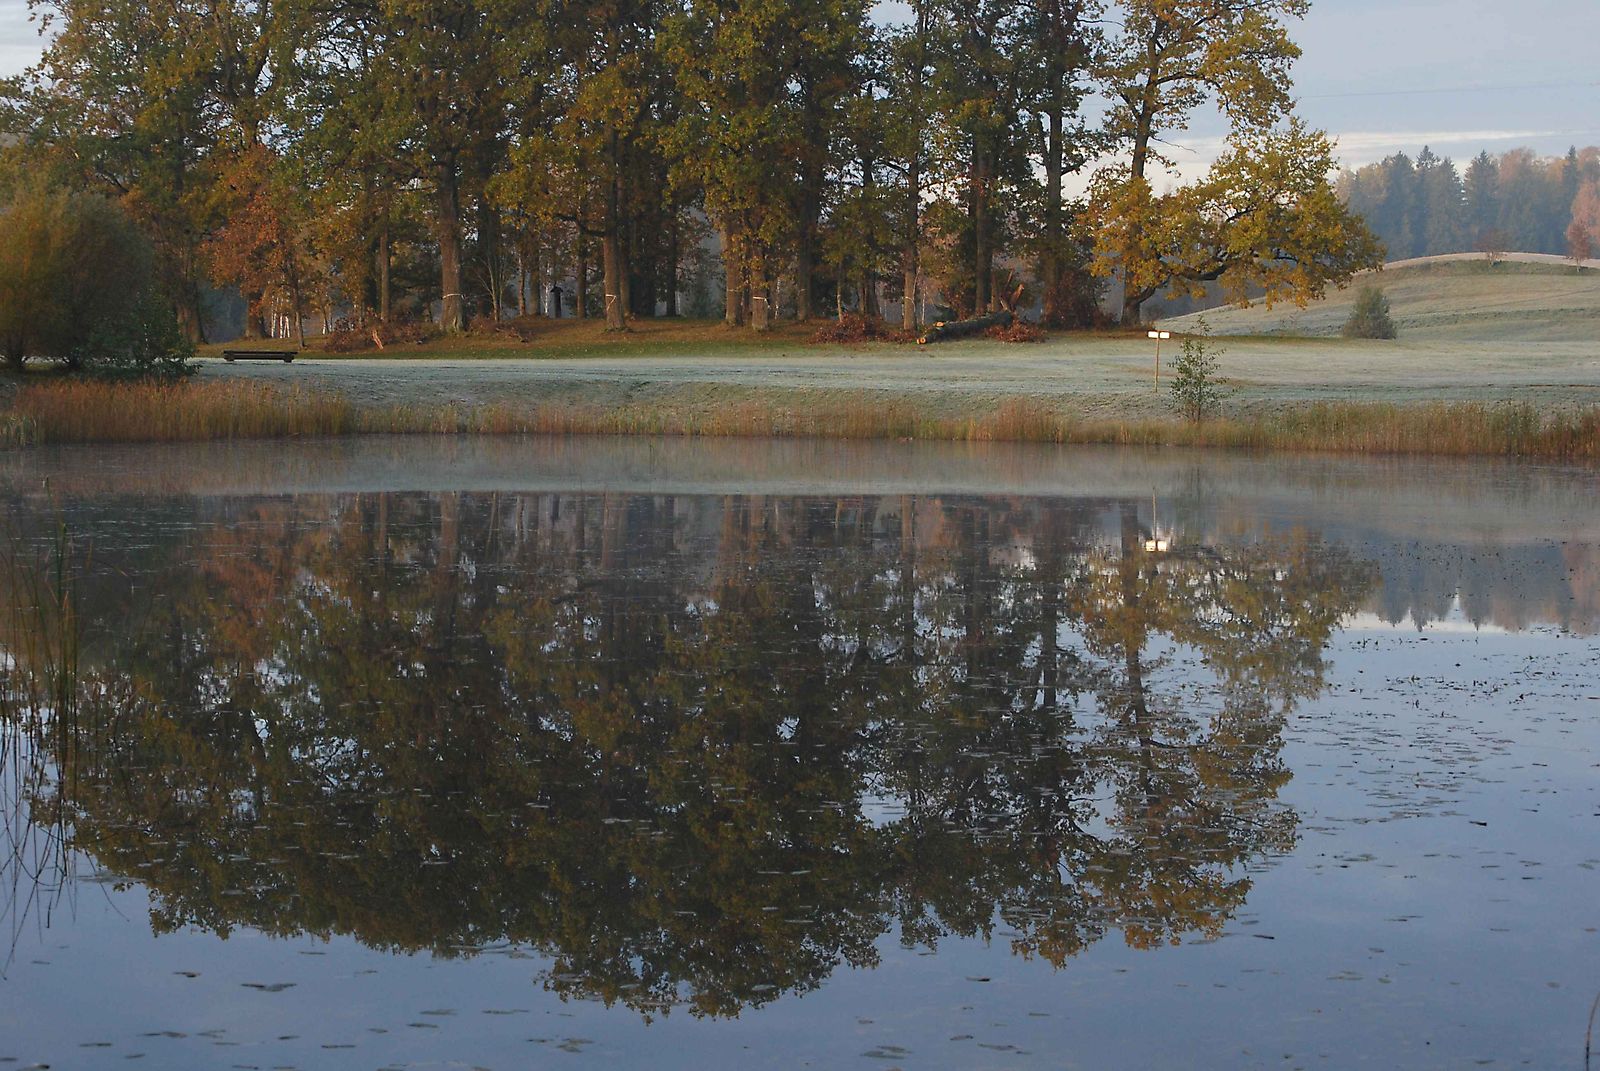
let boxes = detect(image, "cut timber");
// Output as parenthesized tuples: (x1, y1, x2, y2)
(222, 349, 297, 363)
(918, 310, 1012, 345)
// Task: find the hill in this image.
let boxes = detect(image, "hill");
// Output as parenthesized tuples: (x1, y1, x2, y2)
(1165, 254, 1600, 342)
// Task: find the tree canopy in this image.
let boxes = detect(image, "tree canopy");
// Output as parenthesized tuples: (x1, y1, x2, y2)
(0, 0, 1382, 337)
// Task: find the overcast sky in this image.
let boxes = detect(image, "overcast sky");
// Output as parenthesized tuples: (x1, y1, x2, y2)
(3, 0, 1597, 175)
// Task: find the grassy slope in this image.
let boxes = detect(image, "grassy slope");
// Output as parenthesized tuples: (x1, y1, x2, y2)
(1165, 257, 1600, 341)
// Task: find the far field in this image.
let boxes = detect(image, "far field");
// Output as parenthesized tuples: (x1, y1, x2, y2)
(197, 330, 1599, 428)
(1167, 255, 1600, 342)
(3, 253, 1596, 457)
(174, 254, 1600, 423)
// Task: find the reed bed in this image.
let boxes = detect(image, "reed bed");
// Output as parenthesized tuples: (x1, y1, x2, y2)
(8, 379, 357, 442)
(5, 379, 1600, 461)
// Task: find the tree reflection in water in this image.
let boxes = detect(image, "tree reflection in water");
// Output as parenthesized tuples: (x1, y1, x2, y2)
(2, 491, 1374, 1016)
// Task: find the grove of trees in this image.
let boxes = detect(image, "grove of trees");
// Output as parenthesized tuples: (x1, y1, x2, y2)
(1338, 145, 1600, 263)
(0, 0, 1380, 342)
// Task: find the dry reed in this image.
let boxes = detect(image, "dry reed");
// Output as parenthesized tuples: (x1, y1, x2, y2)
(9, 380, 356, 442)
(5, 379, 1600, 461)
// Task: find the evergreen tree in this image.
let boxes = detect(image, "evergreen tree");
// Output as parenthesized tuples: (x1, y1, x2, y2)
(1341, 283, 1396, 339)
(1463, 151, 1500, 251)
(1418, 150, 1465, 256)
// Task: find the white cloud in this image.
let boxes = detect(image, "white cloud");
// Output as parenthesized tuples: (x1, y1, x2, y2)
(1325, 130, 1568, 168)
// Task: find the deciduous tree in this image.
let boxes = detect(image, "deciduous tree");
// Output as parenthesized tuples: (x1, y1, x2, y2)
(1092, 122, 1381, 316)
(1092, 0, 1310, 324)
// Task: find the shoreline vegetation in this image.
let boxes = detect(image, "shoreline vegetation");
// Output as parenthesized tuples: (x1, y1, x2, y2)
(3, 378, 1598, 461)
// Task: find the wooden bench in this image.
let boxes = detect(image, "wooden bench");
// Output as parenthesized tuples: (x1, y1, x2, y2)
(222, 349, 297, 363)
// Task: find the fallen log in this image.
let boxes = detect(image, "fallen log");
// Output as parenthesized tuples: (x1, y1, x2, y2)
(917, 310, 1013, 345)
(222, 348, 297, 363)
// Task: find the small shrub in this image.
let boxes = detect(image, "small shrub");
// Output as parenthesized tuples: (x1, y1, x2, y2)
(1, 411, 38, 446)
(985, 321, 1047, 343)
(322, 326, 368, 353)
(323, 318, 442, 353)
(1040, 265, 1114, 329)
(808, 315, 911, 345)
(1167, 330, 1228, 423)
(72, 288, 195, 379)
(472, 314, 547, 342)
(1342, 284, 1397, 339)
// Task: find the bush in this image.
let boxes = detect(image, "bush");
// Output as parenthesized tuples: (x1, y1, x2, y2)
(72, 288, 195, 379)
(470, 314, 548, 342)
(809, 315, 912, 344)
(0, 182, 190, 376)
(1040, 265, 1114, 329)
(1167, 329, 1229, 423)
(985, 321, 1048, 343)
(324, 318, 442, 353)
(1342, 283, 1397, 339)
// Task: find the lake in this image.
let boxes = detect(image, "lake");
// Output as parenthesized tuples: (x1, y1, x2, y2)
(1, 436, 1597, 1070)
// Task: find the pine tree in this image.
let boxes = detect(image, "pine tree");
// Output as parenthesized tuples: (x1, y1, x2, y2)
(1463, 152, 1500, 252)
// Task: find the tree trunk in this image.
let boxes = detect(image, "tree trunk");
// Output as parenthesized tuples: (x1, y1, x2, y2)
(902, 148, 920, 330)
(378, 207, 391, 323)
(1122, 86, 1158, 326)
(972, 148, 991, 313)
(358, 170, 377, 317)
(796, 203, 816, 321)
(516, 233, 528, 317)
(243, 290, 267, 339)
(901, 263, 917, 331)
(796, 242, 814, 321)
(1042, 102, 1063, 324)
(795, 85, 826, 322)
(665, 210, 680, 317)
(177, 293, 204, 345)
(749, 244, 771, 331)
(534, 220, 547, 313)
(721, 222, 743, 327)
(576, 215, 589, 318)
(436, 161, 465, 332)
(602, 135, 627, 331)
(901, 0, 930, 333)
(602, 227, 626, 331)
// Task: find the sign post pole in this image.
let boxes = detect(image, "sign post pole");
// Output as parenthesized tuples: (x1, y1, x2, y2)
(1147, 330, 1172, 388)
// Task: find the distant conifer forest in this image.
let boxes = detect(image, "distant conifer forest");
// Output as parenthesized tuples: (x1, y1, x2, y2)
(1339, 145, 1600, 263)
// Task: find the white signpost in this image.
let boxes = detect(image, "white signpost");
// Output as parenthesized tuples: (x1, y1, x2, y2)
(1147, 330, 1173, 387)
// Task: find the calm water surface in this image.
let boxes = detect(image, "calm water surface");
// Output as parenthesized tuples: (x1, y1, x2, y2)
(1, 437, 1597, 1070)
